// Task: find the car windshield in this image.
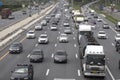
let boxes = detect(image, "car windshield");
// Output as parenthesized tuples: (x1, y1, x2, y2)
(41, 35, 47, 38)
(99, 32, 105, 34)
(56, 52, 65, 55)
(86, 54, 105, 65)
(11, 43, 19, 47)
(33, 50, 42, 55)
(14, 67, 28, 74)
(28, 32, 34, 34)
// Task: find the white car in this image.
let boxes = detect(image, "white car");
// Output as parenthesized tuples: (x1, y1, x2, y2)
(103, 23, 109, 29)
(41, 20, 47, 26)
(59, 34, 68, 43)
(97, 31, 107, 39)
(63, 22, 69, 27)
(115, 34, 120, 41)
(26, 30, 35, 39)
(38, 34, 49, 44)
(50, 25, 57, 30)
(35, 25, 42, 30)
(97, 17, 102, 22)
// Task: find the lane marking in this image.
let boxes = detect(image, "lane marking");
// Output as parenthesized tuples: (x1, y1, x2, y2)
(76, 54, 78, 59)
(109, 26, 117, 34)
(112, 43, 115, 46)
(77, 69, 81, 76)
(73, 37, 76, 40)
(0, 36, 26, 61)
(55, 44, 57, 47)
(20, 36, 26, 43)
(46, 69, 50, 76)
(0, 52, 9, 61)
(27, 54, 30, 58)
(35, 44, 38, 47)
(106, 65, 115, 80)
(51, 53, 54, 58)
(59, 32, 60, 34)
(74, 44, 77, 47)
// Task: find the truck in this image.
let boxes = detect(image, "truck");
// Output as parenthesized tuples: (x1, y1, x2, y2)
(77, 24, 92, 44)
(1, 8, 12, 19)
(78, 25, 106, 77)
(115, 22, 120, 31)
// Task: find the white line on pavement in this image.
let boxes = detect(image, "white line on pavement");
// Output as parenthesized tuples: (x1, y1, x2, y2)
(73, 37, 76, 40)
(35, 44, 38, 47)
(112, 43, 115, 46)
(77, 69, 81, 76)
(55, 44, 57, 47)
(46, 69, 50, 76)
(27, 54, 30, 58)
(51, 53, 54, 58)
(109, 26, 117, 34)
(106, 66, 115, 80)
(74, 44, 77, 47)
(76, 54, 78, 59)
(59, 32, 60, 34)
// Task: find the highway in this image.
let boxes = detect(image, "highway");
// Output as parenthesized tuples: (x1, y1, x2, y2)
(0, 2, 51, 31)
(0, 0, 120, 80)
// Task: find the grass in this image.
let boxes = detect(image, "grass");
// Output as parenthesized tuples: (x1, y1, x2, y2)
(91, 4, 119, 24)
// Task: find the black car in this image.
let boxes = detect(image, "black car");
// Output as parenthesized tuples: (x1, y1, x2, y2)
(54, 50, 67, 63)
(115, 40, 120, 52)
(10, 64, 33, 80)
(9, 42, 23, 54)
(29, 49, 44, 62)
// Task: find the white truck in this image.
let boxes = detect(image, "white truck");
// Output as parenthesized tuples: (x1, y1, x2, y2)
(77, 24, 92, 44)
(78, 25, 106, 77)
(82, 45, 106, 77)
(115, 22, 120, 31)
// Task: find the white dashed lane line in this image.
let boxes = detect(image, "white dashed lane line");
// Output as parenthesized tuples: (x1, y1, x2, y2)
(35, 44, 38, 47)
(112, 43, 115, 47)
(55, 44, 57, 47)
(27, 54, 30, 58)
(74, 44, 77, 47)
(77, 69, 81, 76)
(46, 69, 50, 76)
(51, 53, 54, 58)
(75, 54, 78, 59)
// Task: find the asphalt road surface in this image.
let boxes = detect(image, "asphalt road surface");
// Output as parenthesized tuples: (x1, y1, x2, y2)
(0, 3, 51, 30)
(0, 0, 120, 80)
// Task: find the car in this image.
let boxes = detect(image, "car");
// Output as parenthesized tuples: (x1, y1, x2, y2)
(97, 17, 102, 22)
(10, 64, 33, 80)
(38, 34, 49, 44)
(50, 25, 57, 31)
(40, 20, 47, 26)
(97, 31, 107, 39)
(45, 16, 51, 23)
(26, 30, 35, 39)
(103, 23, 110, 29)
(63, 22, 70, 27)
(115, 34, 120, 41)
(59, 33, 68, 43)
(29, 49, 44, 62)
(9, 42, 23, 54)
(115, 40, 120, 52)
(64, 27, 72, 34)
(52, 20, 58, 25)
(8, 15, 15, 19)
(35, 25, 42, 30)
(54, 50, 67, 63)
(22, 10, 27, 14)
